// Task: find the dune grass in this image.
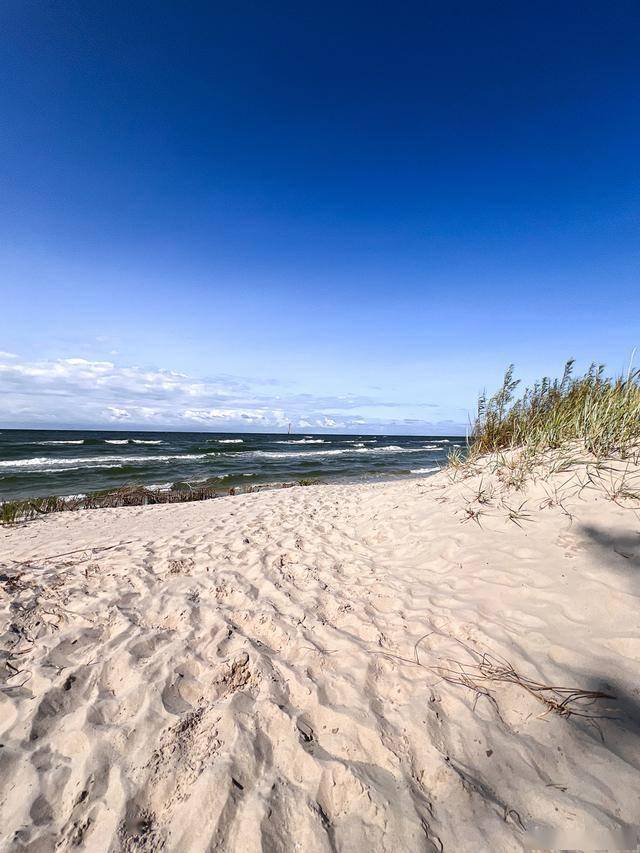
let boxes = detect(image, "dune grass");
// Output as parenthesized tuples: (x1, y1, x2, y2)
(0, 479, 308, 525)
(0, 483, 220, 525)
(462, 358, 640, 463)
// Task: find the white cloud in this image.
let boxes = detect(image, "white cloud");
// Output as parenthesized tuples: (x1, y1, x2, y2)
(106, 406, 131, 420)
(0, 353, 466, 434)
(182, 408, 288, 426)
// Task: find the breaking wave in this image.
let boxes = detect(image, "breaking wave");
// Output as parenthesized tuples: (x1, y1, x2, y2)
(0, 454, 207, 471)
(275, 439, 325, 445)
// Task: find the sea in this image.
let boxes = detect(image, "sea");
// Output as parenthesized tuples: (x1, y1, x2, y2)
(0, 430, 465, 501)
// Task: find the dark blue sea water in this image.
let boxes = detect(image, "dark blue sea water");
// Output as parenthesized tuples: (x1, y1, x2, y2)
(0, 430, 464, 501)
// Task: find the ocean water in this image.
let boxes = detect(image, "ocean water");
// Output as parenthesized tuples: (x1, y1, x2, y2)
(0, 430, 464, 501)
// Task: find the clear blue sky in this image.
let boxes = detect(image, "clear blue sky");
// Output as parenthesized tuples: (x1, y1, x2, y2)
(1, 1, 638, 432)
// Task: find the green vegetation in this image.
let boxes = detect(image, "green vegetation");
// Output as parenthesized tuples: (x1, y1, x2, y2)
(464, 358, 640, 461)
(1, 494, 69, 525)
(0, 483, 220, 525)
(0, 478, 308, 524)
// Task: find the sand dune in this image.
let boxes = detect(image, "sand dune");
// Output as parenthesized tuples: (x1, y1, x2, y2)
(1, 460, 640, 851)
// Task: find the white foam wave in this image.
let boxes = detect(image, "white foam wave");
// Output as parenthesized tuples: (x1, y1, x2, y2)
(38, 464, 129, 473)
(248, 445, 425, 460)
(0, 454, 207, 470)
(34, 440, 84, 445)
(216, 439, 244, 444)
(411, 466, 440, 474)
(104, 439, 163, 445)
(275, 439, 325, 444)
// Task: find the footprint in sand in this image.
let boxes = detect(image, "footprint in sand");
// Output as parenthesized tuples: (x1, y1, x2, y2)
(556, 532, 585, 559)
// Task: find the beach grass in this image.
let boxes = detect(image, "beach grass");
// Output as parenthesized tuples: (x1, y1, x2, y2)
(0, 479, 306, 524)
(463, 358, 640, 463)
(0, 483, 220, 525)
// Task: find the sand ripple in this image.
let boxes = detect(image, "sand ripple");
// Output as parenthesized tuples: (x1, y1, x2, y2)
(1, 463, 640, 851)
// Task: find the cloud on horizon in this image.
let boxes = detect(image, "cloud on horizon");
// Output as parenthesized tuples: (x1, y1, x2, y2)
(0, 353, 466, 434)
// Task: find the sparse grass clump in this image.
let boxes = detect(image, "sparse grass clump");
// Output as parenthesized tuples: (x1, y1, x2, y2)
(468, 359, 640, 461)
(1, 495, 69, 525)
(0, 478, 310, 525)
(0, 483, 220, 525)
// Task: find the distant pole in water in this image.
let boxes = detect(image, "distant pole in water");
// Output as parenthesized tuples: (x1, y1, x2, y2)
(288, 422, 292, 434)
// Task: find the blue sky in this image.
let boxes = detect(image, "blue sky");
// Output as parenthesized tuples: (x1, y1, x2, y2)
(1, 1, 638, 432)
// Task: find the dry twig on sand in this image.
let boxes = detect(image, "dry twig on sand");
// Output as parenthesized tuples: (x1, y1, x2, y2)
(412, 632, 615, 733)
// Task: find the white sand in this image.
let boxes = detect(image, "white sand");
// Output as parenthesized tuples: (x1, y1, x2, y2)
(1, 461, 640, 851)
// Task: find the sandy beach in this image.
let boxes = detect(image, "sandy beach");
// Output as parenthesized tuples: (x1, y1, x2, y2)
(1, 459, 639, 851)
(3, 1, 638, 848)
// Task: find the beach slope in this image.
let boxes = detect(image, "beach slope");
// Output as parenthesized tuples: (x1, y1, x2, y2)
(1, 460, 639, 851)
